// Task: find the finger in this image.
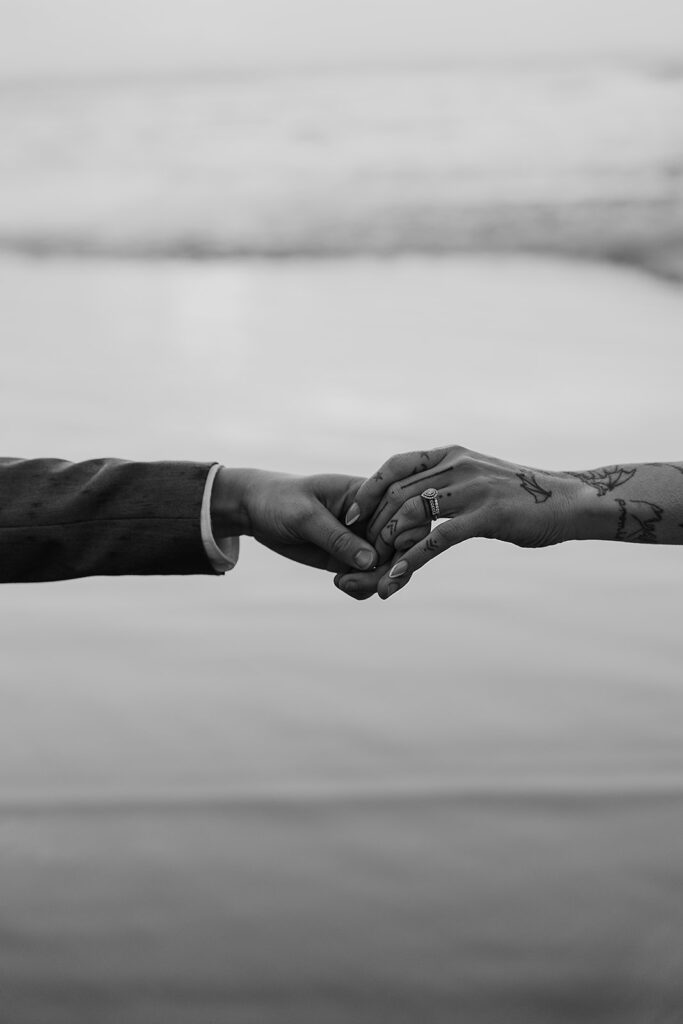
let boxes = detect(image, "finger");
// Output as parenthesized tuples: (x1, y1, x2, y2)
(377, 513, 485, 600)
(301, 503, 378, 572)
(393, 524, 432, 554)
(345, 447, 451, 527)
(376, 494, 431, 551)
(374, 501, 431, 564)
(367, 476, 456, 547)
(334, 563, 388, 601)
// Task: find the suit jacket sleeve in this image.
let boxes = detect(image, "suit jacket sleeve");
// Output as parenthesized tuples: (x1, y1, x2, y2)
(0, 457, 218, 582)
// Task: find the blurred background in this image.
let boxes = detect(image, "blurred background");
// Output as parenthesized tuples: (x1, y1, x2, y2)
(1, 2, 683, 1021)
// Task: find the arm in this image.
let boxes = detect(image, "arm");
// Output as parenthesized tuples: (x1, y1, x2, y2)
(0, 458, 377, 583)
(334, 447, 683, 600)
(557, 462, 683, 544)
(0, 457, 214, 582)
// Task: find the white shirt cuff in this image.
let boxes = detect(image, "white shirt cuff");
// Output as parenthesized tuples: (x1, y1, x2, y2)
(201, 463, 240, 574)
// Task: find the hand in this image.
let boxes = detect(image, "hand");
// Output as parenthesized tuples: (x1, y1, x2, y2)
(211, 467, 378, 574)
(335, 445, 581, 600)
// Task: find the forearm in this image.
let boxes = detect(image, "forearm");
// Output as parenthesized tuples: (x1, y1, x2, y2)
(559, 462, 683, 544)
(0, 457, 214, 581)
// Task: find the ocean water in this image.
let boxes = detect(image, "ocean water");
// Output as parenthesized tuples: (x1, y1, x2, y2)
(0, 62, 682, 271)
(2, 251, 683, 1021)
(2, 46, 683, 1021)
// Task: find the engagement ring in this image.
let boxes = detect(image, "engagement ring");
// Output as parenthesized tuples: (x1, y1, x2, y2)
(421, 487, 440, 521)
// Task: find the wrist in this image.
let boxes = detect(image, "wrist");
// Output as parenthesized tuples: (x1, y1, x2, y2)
(563, 472, 615, 541)
(210, 467, 255, 537)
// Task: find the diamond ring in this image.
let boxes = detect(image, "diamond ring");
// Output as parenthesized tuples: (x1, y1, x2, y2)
(421, 487, 440, 521)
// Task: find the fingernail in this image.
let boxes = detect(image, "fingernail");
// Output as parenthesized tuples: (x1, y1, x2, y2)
(345, 503, 360, 526)
(389, 560, 408, 579)
(385, 582, 401, 599)
(354, 549, 374, 570)
(342, 579, 359, 594)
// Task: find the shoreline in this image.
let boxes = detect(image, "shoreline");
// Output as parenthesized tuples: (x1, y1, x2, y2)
(1, 240, 682, 287)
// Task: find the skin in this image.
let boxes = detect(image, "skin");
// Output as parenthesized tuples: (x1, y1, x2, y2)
(334, 445, 683, 601)
(210, 467, 378, 574)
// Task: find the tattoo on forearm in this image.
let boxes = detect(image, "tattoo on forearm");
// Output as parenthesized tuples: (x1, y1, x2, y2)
(568, 466, 636, 496)
(615, 498, 664, 543)
(517, 470, 552, 503)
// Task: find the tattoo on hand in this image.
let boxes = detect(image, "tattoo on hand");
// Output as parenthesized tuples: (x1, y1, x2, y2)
(373, 471, 384, 483)
(369, 499, 389, 532)
(569, 466, 636, 496)
(386, 518, 399, 538)
(615, 498, 664, 543)
(517, 470, 552, 503)
(401, 466, 453, 491)
(424, 538, 440, 553)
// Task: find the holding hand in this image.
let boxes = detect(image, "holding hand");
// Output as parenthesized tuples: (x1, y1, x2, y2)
(336, 445, 582, 600)
(211, 468, 378, 574)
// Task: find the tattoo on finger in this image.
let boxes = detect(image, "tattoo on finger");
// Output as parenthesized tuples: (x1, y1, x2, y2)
(369, 499, 390, 531)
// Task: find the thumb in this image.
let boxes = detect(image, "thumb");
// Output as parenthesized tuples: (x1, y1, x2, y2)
(301, 503, 378, 572)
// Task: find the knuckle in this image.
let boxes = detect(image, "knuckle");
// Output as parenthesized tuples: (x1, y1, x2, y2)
(397, 531, 420, 552)
(298, 502, 316, 523)
(381, 517, 400, 543)
(328, 529, 352, 555)
(427, 521, 457, 552)
(387, 452, 409, 470)
(420, 534, 442, 556)
(456, 453, 478, 474)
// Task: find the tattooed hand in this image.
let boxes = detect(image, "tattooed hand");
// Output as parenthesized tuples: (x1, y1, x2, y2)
(334, 448, 683, 600)
(334, 446, 582, 600)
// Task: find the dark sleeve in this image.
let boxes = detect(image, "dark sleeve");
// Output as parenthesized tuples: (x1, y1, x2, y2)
(0, 457, 216, 582)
